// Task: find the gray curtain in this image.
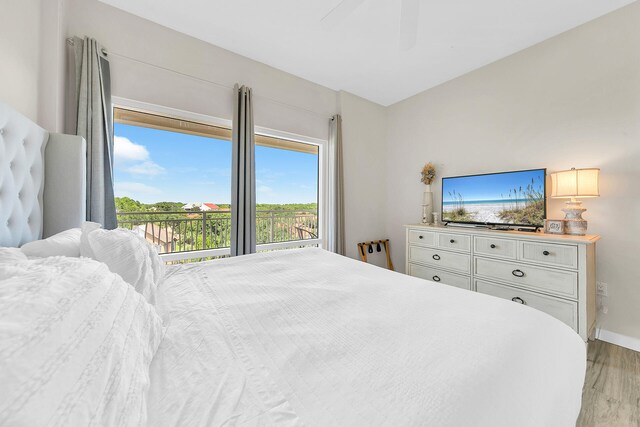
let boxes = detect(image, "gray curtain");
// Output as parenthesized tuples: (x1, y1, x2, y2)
(71, 36, 116, 229)
(231, 84, 256, 256)
(328, 114, 345, 255)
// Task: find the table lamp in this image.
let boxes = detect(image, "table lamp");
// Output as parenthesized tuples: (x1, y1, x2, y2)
(550, 168, 600, 235)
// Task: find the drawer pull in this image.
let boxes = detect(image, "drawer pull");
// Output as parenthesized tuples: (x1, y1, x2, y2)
(511, 297, 526, 305)
(449, 239, 455, 243)
(512, 269, 525, 277)
(418, 235, 424, 239)
(490, 244, 496, 249)
(543, 250, 550, 256)
(432, 254, 441, 260)
(432, 275, 441, 282)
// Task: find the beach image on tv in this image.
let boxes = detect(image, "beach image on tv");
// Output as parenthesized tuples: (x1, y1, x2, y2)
(442, 169, 545, 226)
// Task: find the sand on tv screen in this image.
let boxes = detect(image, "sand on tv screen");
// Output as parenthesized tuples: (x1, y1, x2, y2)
(441, 169, 546, 227)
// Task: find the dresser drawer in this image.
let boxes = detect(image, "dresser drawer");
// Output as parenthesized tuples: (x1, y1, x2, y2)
(408, 229, 436, 247)
(476, 280, 578, 330)
(474, 257, 578, 299)
(474, 236, 517, 260)
(519, 241, 578, 269)
(437, 233, 471, 252)
(409, 264, 471, 290)
(409, 246, 470, 274)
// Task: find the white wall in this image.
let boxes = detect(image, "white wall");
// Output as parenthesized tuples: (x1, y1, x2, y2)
(385, 2, 640, 340)
(0, 0, 42, 122)
(62, 0, 336, 141)
(339, 91, 388, 267)
(38, 0, 67, 132)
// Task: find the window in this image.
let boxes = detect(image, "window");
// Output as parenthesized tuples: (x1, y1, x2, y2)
(113, 105, 323, 261)
(255, 134, 320, 249)
(113, 107, 233, 260)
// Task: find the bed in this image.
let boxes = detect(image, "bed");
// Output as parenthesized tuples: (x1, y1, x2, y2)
(0, 102, 586, 426)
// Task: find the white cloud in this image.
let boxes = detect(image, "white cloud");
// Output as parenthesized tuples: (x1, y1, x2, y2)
(126, 161, 166, 176)
(114, 136, 149, 162)
(115, 181, 161, 195)
(256, 168, 285, 183)
(257, 185, 274, 194)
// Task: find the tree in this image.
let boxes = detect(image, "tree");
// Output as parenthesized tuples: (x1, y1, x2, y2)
(152, 201, 184, 212)
(114, 197, 144, 212)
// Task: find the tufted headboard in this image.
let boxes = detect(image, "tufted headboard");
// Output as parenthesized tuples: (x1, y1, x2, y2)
(0, 101, 86, 247)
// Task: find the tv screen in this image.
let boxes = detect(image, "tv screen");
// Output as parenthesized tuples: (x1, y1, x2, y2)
(441, 169, 546, 227)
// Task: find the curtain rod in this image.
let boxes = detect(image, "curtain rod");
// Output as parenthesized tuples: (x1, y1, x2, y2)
(67, 38, 332, 120)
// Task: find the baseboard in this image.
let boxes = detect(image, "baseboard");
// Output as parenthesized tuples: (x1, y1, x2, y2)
(596, 328, 640, 352)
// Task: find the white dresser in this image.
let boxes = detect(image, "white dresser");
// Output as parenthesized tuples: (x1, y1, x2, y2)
(404, 224, 600, 341)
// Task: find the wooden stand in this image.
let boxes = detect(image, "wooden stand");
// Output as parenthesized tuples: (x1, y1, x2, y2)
(357, 239, 394, 271)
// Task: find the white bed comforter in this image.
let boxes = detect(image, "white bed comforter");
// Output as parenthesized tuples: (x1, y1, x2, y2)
(148, 248, 585, 427)
(0, 255, 163, 426)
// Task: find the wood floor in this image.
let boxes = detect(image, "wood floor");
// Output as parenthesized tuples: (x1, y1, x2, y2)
(577, 340, 640, 426)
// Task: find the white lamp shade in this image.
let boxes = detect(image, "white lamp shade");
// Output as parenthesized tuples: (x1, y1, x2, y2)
(550, 168, 600, 198)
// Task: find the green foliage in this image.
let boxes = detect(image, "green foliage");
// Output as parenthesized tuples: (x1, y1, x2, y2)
(115, 198, 318, 254)
(153, 201, 185, 212)
(498, 200, 544, 225)
(114, 197, 144, 212)
(256, 203, 317, 212)
(115, 197, 186, 213)
(444, 209, 473, 222)
(498, 177, 545, 225)
(443, 190, 472, 222)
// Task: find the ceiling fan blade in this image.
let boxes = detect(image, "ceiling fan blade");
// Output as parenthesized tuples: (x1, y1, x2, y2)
(399, 0, 419, 50)
(321, 0, 368, 29)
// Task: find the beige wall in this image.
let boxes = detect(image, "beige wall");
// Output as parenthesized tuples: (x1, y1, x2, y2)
(0, 0, 42, 122)
(37, 0, 67, 132)
(62, 0, 336, 141)
(385, 2, 640, 339)
(339, 91, 389, 267)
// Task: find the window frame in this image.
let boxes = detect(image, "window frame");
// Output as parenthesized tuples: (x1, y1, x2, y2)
(111, 97, 327, 261)
(254, 125, 325, 252)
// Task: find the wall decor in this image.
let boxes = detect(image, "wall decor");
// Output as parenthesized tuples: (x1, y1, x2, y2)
(544, 219, 565, 234)
(421, 162, 436, 224)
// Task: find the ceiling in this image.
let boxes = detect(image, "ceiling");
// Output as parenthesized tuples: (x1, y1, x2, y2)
(99, 0, 636, 106)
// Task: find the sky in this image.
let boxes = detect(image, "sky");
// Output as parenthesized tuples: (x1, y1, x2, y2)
(442, 169, 545, 202)
(113, 123, 318, 205)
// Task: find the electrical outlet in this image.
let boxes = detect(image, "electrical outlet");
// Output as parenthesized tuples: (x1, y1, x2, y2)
(596, 293, 609, 315)
(596, 281, 609, 297)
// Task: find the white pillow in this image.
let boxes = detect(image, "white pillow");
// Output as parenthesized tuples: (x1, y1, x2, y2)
(80, 221, 102, 259)
(20, 228, 81, 258)
(0, 256, 163, 426)
(0, 247, 28, 263)
(87, 228, 165, 304)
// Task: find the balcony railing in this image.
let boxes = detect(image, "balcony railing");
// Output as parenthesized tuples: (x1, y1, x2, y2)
(116, 210, 318, 255)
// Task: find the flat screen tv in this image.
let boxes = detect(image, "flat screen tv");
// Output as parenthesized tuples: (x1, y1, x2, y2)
(441, 168, 546, 228)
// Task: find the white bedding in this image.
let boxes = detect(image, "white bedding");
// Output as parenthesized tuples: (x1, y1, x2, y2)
(149, 248, 586, 427)
(0, 256, 163, 426)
